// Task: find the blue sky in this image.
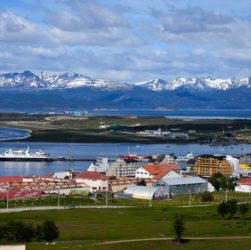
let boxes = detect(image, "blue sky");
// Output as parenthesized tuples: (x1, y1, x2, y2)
(0, 0, 250, 82)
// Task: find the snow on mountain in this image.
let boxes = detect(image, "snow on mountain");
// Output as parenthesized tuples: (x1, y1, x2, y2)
(135, 76, 251, 91)
(0, 71, 130, 90)
(134, 78, 167, 91)
(0, 71, 46, 88)
(0, 71, 250, 91)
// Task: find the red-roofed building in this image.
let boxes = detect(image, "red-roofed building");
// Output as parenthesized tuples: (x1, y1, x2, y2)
(75, 171, 108, 192)
(0, 176, 23, 183)
(0, 190, 43, 199)
(235, 178, 251, 193)
(135, 163, 181, 181)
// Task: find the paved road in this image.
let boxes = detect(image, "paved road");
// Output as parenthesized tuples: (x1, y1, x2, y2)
(0, 205, 134, 213)
(99, 236, 251, 245)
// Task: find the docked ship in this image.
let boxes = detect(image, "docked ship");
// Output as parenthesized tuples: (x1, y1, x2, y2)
(0, 147, 53, 161)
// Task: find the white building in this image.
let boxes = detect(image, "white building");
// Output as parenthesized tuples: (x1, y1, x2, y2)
(53, 170, 73, 179)
(235, 178, 251, 193)
(124, 185, 169, 200)
(75, 171, 108, 192)
(106, 158, 146, 177)
(87, 157, 110, 172)
(135, 163, 181, 180)
(226, 155, 240, 172)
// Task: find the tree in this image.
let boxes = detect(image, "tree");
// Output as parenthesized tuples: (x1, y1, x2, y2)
(227, 200, 238, 219)
(217, 201, 228, 219)
(209, 173, 226, 191)
(4, 221, 34, 243)
(173, 215, 185, 243)
(239, 203, 249, 220)
(42, 221, 59, 243)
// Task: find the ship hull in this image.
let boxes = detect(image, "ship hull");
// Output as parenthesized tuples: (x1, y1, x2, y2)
(0, 157, 53, 162)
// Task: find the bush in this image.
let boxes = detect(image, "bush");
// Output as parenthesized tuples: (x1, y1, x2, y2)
(200, 192, 214, 202)
(42, 221, 60, 243)
(0, 220, 59, 243)
(217, 199, 238, 219)
(239, 203, 249, 219)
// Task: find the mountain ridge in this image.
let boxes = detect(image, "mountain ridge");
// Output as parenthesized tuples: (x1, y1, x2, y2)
(0, 70, 250, 91)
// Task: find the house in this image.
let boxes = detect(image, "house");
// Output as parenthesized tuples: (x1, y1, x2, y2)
(135, 163, 181, 180)
(235, 178, 251, 193)
(157, 177, 209, 196)
(75, 171, 108, 192)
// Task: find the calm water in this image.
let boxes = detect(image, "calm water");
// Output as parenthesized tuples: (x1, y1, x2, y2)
(90, 109, 251, 119)
(0, 141, 250, 176)
(0, 127, 30, 141)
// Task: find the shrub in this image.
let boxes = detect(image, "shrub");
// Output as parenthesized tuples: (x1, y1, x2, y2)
(200, 192, 214, 202)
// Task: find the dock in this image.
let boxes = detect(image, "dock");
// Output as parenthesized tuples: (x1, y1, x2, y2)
(53, 157, 116, 162)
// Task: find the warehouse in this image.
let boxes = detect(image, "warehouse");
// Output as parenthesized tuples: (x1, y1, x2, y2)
(157, 177, 208, 196)
(124, 185, 169, 200)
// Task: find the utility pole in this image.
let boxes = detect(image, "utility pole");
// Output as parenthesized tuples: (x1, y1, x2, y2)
(57, 189, 60, 209)
(189, 191, 192, 207)
(105, 188, 108, 207)
(225, 189, 228, 202)
(6, 185, 9, 211)
(149, 186, 152, 207)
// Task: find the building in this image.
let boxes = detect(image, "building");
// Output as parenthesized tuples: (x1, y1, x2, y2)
(157, 177, 208, 196)
(53, 170, 73, 179)
(109, 177, 152, 193)
(106, 157, 147, 177)
(193, 155, 235, 177)
(235, 178, 251, 193)
(75, 171, 108, 192)
(87, 157, 110, 172)
(123, 185, 169, 200)
(135, 163, 181, 180)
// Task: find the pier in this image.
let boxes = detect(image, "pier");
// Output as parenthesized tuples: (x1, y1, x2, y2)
(53, 157, 116, 162)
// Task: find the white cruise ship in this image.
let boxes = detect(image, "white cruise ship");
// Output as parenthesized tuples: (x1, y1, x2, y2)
(0, 147, 53, 161)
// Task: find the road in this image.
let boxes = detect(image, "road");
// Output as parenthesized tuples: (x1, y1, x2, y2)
(0, 205, 134, 213)
(99, 236, 251, 245)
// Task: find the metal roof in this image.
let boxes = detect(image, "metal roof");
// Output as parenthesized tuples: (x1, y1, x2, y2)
(160, 177, 207, 185)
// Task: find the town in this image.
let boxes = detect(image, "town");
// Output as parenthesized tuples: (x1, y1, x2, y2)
(1, 152, 251, 205)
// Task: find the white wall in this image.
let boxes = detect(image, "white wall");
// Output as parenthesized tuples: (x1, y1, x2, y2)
(0, 246, 25, 250)
(76, 178, 108, 192)
(161, 170, 181, 180)
(235, 184, 251, 193)
(135, 167, 151, 179)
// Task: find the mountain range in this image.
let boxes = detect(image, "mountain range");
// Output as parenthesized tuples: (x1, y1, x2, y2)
(0, 70, 250, 91)
(0, 70, 251, 111)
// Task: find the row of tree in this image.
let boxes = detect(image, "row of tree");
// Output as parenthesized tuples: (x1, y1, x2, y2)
(0, 220, 59, 243)
(218, 200, 249, 219)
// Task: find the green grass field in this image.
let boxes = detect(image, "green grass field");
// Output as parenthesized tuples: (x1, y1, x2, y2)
(0, 204, 251, 249)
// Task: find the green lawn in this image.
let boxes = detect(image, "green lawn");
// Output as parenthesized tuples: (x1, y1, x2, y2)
(27, 239, 251, 250)
(0, 204, 251, 249)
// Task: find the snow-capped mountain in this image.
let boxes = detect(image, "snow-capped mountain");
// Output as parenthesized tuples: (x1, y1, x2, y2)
(0, 71, 250, 91)
(0, 71, 130, 90)
(136, 76, 251, 91)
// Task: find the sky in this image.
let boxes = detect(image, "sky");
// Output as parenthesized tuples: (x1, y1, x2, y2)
(0, 0, 251, 82)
